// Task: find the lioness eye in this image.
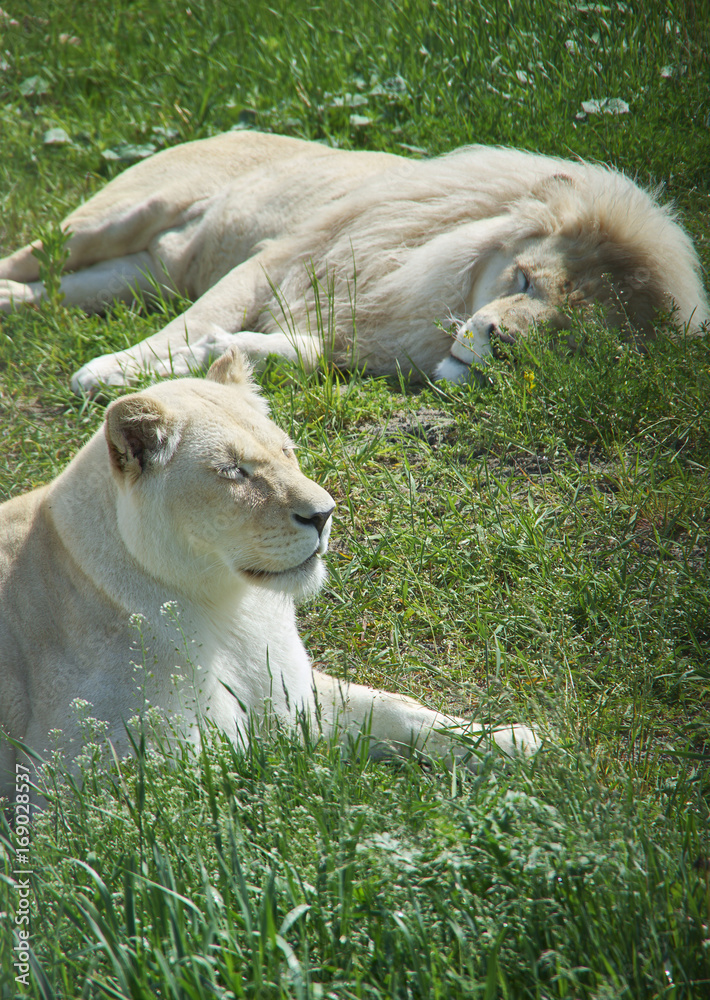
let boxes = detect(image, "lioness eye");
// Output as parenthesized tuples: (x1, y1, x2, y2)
(217, 464, 248, 480)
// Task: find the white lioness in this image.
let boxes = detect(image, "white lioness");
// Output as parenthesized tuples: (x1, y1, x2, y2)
(0, 132, 706, 394)
(0, 349, 538, 803)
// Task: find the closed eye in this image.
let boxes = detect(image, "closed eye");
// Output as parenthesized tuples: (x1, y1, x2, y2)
(517, 268, 532, 294)
(217, 463, 249, 480)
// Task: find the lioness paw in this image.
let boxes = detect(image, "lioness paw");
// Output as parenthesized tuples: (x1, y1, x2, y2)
(490, 724, 542, 759)
(446, 722, 542, 770)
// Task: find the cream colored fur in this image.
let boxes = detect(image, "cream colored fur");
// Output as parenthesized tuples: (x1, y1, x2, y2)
(0, 132, 705, 392)
(0, 349, 538, 804)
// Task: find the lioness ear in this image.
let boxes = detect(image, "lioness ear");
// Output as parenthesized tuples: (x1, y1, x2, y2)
(206, 347, 253, 387)
(105, 394, 180, 479)
(206, 346, 270, 416)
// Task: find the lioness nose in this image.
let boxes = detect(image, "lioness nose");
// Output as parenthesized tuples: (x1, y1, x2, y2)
(294, 506, 334, 536)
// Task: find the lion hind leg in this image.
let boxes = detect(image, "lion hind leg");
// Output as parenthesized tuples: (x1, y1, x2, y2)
(311, 669, 540, 770)
(0, 251, 171, 316)
(0, 243, 43, 283)
(0, 279, 39, 312)
(0, 187, 187, 284)
(57, 251, 175, 313)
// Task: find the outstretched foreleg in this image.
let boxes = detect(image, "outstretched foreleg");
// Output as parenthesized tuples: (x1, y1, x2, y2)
(160, 329, 323, 377)
(69, 246, 318, 394)
(311, 669, 540, 770)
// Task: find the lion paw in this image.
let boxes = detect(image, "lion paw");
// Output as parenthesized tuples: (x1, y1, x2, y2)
(0, 279, 37, 312)
(434, 354, 471, 383)
(71, 354, 138, 395)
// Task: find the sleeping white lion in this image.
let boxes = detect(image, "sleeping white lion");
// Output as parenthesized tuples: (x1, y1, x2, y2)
(0, 349, 539, 804)
(0, 131, 706, 393)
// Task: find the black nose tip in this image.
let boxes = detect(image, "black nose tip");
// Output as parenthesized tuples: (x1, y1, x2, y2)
(294, 506, 334, 535)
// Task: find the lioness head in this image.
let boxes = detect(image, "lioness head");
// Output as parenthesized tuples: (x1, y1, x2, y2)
(105, 348, 334, 601)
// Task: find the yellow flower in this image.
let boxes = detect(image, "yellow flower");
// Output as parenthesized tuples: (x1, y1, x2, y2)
(523, 370, 535, 391)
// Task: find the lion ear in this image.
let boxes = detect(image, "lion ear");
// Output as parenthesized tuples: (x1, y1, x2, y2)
(206, 347, 254, 387)
(105, 394, 181, 479)
(531, 173, 576, 201)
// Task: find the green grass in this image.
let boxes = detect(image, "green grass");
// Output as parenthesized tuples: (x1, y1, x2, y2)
(1, 1, 709, 997)
(3, 723, 708, 999)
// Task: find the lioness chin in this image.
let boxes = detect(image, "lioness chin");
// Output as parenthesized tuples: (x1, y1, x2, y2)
(0, 349, 538, 805)
(0, 131, 706, 394)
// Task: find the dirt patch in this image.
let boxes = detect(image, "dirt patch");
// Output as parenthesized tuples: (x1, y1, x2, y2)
(357, 407, 458, 451)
